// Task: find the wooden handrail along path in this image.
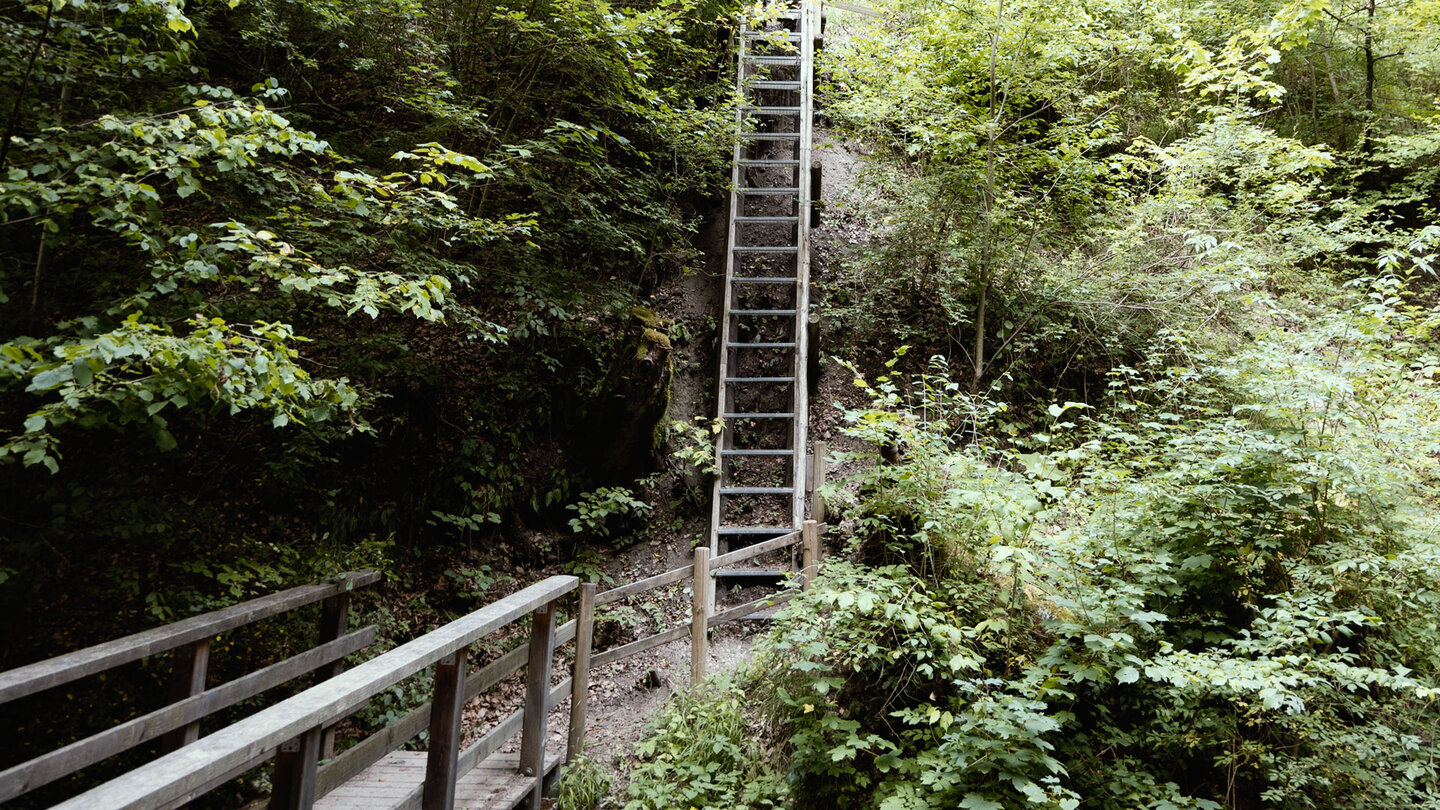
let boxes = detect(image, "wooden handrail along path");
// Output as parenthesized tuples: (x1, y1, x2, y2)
(0, 570, 381, 805)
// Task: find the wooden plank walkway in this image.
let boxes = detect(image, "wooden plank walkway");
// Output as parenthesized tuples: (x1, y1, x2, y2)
(315, 749, 562, 810)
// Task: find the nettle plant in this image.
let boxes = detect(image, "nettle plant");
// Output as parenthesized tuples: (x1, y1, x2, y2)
(727, 320, 1440, 809)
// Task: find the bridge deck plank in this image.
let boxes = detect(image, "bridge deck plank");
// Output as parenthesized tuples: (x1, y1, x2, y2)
(315, 750, 561, 810)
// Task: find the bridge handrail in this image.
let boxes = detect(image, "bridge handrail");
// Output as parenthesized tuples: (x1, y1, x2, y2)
(0, 570, 380, 704)
(52, 574, 579, 810)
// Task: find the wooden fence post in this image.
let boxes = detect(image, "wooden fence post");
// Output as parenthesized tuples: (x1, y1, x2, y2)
(270, 726, 322, 810)
(567, 583, 596, 764)
(801, 520, 821, 591)
(691, 547, 712, 687)
(810, 441, 828, 523)
(160, 639, 210, 752)
(520, 602, 557, 810)
(316, 591, 350, 759)
(421, 648, 468, 810)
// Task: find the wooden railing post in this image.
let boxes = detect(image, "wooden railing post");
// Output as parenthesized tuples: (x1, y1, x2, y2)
(160, 639, 210, 752)
(270, 726, 322, 810)
(520, 602, 557, 810)
(691, 547, 712, 687)
(567, 583, 596, 764)
(421, 648, 468, 810)
(316, 591, 350, 759)
(810, 441, 828, 523)
(801, 520, 821, 591)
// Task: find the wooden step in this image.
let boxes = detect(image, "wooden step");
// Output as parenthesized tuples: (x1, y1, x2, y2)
(732, 246, 799, 253)
(729, 340, 797, 346)
(720, 487, 795, 495)
(714, 569, 788, 588)
(733, 278, 797, 285)
(725, 376, 794, 383)
(717, 526, 795, 535)
(738, 186, 800, 194)
(741, 133, 802, 141)
(735, 216, 799, 223)
(744, 56, 802, 65)
(731, 308, 797, 315)
(721, 449, 794, 456)
(751, 80, 803, 90)
(742, 31, 802, 41)
(739, 159, 801, 167)
(742, 105, 802, 115)
(722, 412, 795, 419)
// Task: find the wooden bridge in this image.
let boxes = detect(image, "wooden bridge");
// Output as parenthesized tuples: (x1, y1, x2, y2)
(0, 1, 873, 807)
(0, 522, 824, 809)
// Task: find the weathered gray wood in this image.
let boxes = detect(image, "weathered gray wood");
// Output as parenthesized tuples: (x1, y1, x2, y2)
(709, 590, 797, 628)
(802, 520, 821, 591)
(810, 441, 828, 522)
(270, 725, 322, 809)
(312, 618, 578, 800)
(807, 312, 821, 397)
(708, 529, 802, 570)
(0, 628, 374, 804)
(520, 603, 556, 810)
(160, 638, 210, 753)
(594, 565, 690, 607)
(691, 548, 712, 687)
(52, 575, 576, 810)
(422, 649, 467, 810)
(590, 624, 689, 670)
(317, 591, 352, 759)
(567, 583, 595, 764)
(0, 570, 380, 704)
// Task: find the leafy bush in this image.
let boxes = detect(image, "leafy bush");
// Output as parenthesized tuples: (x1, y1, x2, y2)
(623, 679, 789, 810)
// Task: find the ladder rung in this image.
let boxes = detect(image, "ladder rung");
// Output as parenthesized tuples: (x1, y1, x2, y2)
(723, 412, 795, 419)
(743, 106, 802, 114)
(744, 56, 801, 65)
(720, 487, 795, 495)
(742, 31, 802, 41)
(738, 187, 799, 195)
(718, 526, 795, 534)
(731, 308, 797, 315)
(721, 449, 795, 456)
(726, 377, 794, 383)
(730, 341, 796, 347)
(736, 216, 799, 223)
(733, 246, 799, 253)
(751, 80, 803, 90)
(740, 159, 801, 167)
(741, 133, 802, 141)
(734, 277, 797, 284)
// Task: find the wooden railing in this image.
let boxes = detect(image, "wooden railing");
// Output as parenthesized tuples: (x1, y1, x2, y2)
(589, 520, 824, 687)
(0, 570, 380, 805)
(51, 575, 581, 810)
(5, 522, 827, 808)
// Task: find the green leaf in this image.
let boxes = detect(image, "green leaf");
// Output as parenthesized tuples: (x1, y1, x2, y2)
(959, 795, 1004, 810)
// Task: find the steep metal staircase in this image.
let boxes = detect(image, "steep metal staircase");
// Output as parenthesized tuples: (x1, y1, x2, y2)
(710, 0, 819, 574)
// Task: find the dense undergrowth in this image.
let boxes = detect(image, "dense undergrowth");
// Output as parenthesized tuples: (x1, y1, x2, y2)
(614, 0, 1440, 808)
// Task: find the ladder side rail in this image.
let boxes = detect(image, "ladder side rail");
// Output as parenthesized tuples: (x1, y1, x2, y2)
(792, 0, 816, 529)
(710, 23, 750, 554)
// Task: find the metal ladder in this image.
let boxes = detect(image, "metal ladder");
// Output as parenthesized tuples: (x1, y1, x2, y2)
(709, 0, 818, 569)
